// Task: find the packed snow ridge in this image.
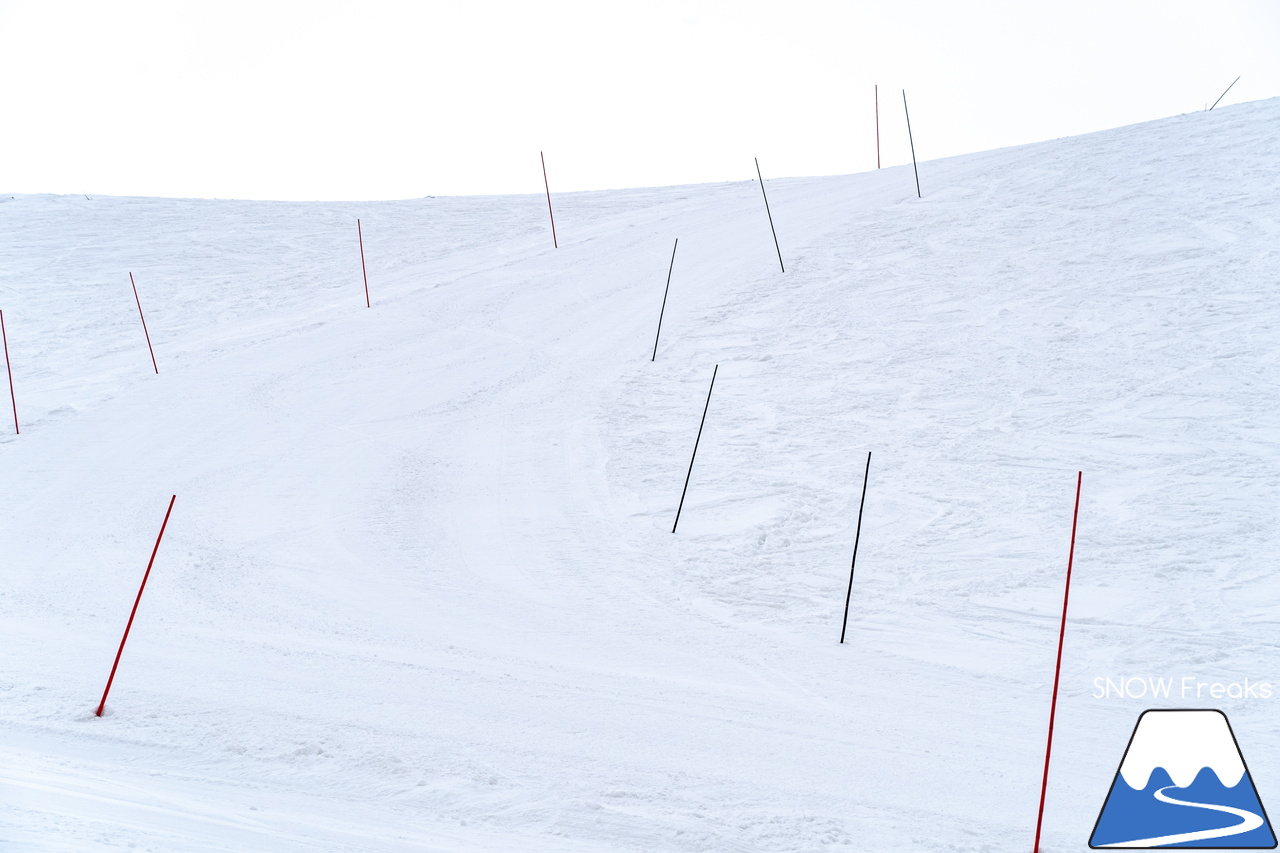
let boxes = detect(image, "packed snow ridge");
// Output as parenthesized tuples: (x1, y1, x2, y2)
(2, 98, 1278, 852)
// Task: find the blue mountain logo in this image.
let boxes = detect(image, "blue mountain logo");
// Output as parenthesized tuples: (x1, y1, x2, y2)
(1091, 709, 1276, 848)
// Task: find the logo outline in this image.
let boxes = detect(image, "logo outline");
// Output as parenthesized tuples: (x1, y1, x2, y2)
(1089, 708, 1276, 849)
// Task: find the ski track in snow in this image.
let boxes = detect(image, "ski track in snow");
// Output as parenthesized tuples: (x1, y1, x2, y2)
(1104, 785, 1263, 847)
(2, 99, 1280, 850)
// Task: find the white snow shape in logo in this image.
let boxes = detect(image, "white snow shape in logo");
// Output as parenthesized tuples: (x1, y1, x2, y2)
(1118, 710, 1245, 790)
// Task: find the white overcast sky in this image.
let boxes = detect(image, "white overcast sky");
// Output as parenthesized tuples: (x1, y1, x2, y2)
(1, 0, 1277, 200)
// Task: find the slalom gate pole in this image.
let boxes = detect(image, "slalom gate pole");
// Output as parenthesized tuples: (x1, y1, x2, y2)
(358, 219, 370, 308)
(129, 273, 159, 374)
(1032, 471, 1082, 853)
(754, 158, 784, 273)
(651, 238, 679, 362)
(1208, 76, 1240, 111)
(1, 310, 17, 434)
(839, 451, 872, 643)
(875, 85, 881, 169)
(672, 365, 718, 533)
(541, 151, 558, 248)
(903, 90, 921, 199)
(96, 495, 177, 717)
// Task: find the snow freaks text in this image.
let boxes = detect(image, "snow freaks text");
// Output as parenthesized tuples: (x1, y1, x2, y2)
(1092, 677, 1274, 700)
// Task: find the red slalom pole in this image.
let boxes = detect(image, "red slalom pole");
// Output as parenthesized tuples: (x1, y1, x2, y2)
(541, 151, 558, 248)
(1032, 471, 1082, 853)
(875, 84, 880, 169)
(1, 309, 17, 434)
(129, 273, 158, 374)
(357, 218, 370, 308)
(96, 495, 176, 717)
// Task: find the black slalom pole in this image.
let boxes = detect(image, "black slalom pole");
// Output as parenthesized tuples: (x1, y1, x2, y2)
(754, 158, 785, 272)
(652, 238, 679, 362)
(673, 364, 718, 533)
(839, 451, 872, 643)
(875, 84, 881, 169)
(902, 90, 921, 199)
(1208, 76, 1240, 111)
(541, 151, 558, 248)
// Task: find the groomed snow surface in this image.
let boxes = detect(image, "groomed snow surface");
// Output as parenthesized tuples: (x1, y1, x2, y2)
(3, 99, 1279, 851)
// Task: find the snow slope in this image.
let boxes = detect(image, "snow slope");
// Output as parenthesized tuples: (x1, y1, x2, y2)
(2, 98, 1280, 851)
